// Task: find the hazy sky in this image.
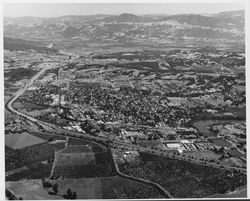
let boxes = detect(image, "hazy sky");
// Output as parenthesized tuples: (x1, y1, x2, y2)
(4, 3, 245, 18)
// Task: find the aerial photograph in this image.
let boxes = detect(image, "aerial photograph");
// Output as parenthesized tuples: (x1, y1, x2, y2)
(4, 2, 247, 200)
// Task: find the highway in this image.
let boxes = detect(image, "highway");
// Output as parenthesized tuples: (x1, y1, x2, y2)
(5, 63, 247, 174)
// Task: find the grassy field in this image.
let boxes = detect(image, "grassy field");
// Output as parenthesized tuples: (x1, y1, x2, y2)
(55, 152, 96, 166)
(61, 145, 92, 153)
(5, 133, 46, 149)
(56, 178, 102, 199)
(13, 101, 47, 110)
(6, 180, 62, 200)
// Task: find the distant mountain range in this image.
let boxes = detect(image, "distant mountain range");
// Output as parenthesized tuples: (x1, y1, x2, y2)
(4, 10, 245, 46)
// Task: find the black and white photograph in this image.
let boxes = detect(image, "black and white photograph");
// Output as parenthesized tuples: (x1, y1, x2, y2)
(2, 0, 249, 200)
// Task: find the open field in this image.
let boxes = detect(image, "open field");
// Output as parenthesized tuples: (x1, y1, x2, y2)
(6, 180, 62, 200)
(55, 152, 96, 166)
(5, 133, 45, 149)
(54, 176, 164, 199)
(6, 176, 164, 199)
(67, 138, 107, 152)
(184, 150, 220, 161)
(52, 146, 116, 178)
(56, 177, 102, 199)
(210, 138, 232, 148)
(30, 132, 66, 141)
(61, 145, 92, 153)
(13, 101, 47, 111)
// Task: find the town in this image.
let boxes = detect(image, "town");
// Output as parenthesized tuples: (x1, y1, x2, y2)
(4, 5, 247, 200)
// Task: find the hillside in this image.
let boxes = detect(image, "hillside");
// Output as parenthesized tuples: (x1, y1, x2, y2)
(3, 10, 245, 45)
(4, 37, 59, 53)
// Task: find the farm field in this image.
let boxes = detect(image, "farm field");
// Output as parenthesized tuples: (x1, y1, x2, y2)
(52, 145, 116, 179)
(5, 141, 65, 171)
(6, 180, 62, 200)
(6, 176, 164, 199)
(5, 133, 46, 149)
(6, 162, 53, 181)
(55, 177, 103, 199)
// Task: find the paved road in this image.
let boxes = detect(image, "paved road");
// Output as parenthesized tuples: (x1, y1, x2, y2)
(6, 63, 56, 123)
(5, 64, 247, 174)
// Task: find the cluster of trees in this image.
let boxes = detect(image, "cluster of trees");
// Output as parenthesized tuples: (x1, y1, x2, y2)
(42, 180, 77, 199)
(63, 188, 77, 199)
(119, 153, 247, 198)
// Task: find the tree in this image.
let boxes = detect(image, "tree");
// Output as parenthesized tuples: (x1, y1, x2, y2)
(72, 192, 77, 199)
(48, 137, 54, 142)
(43, 181, 53, 188)
(67, 188, 72, 198)
(53, 184, 59, 195)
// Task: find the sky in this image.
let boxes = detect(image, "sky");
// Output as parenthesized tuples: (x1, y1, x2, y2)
(4, 3, 245, 18)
